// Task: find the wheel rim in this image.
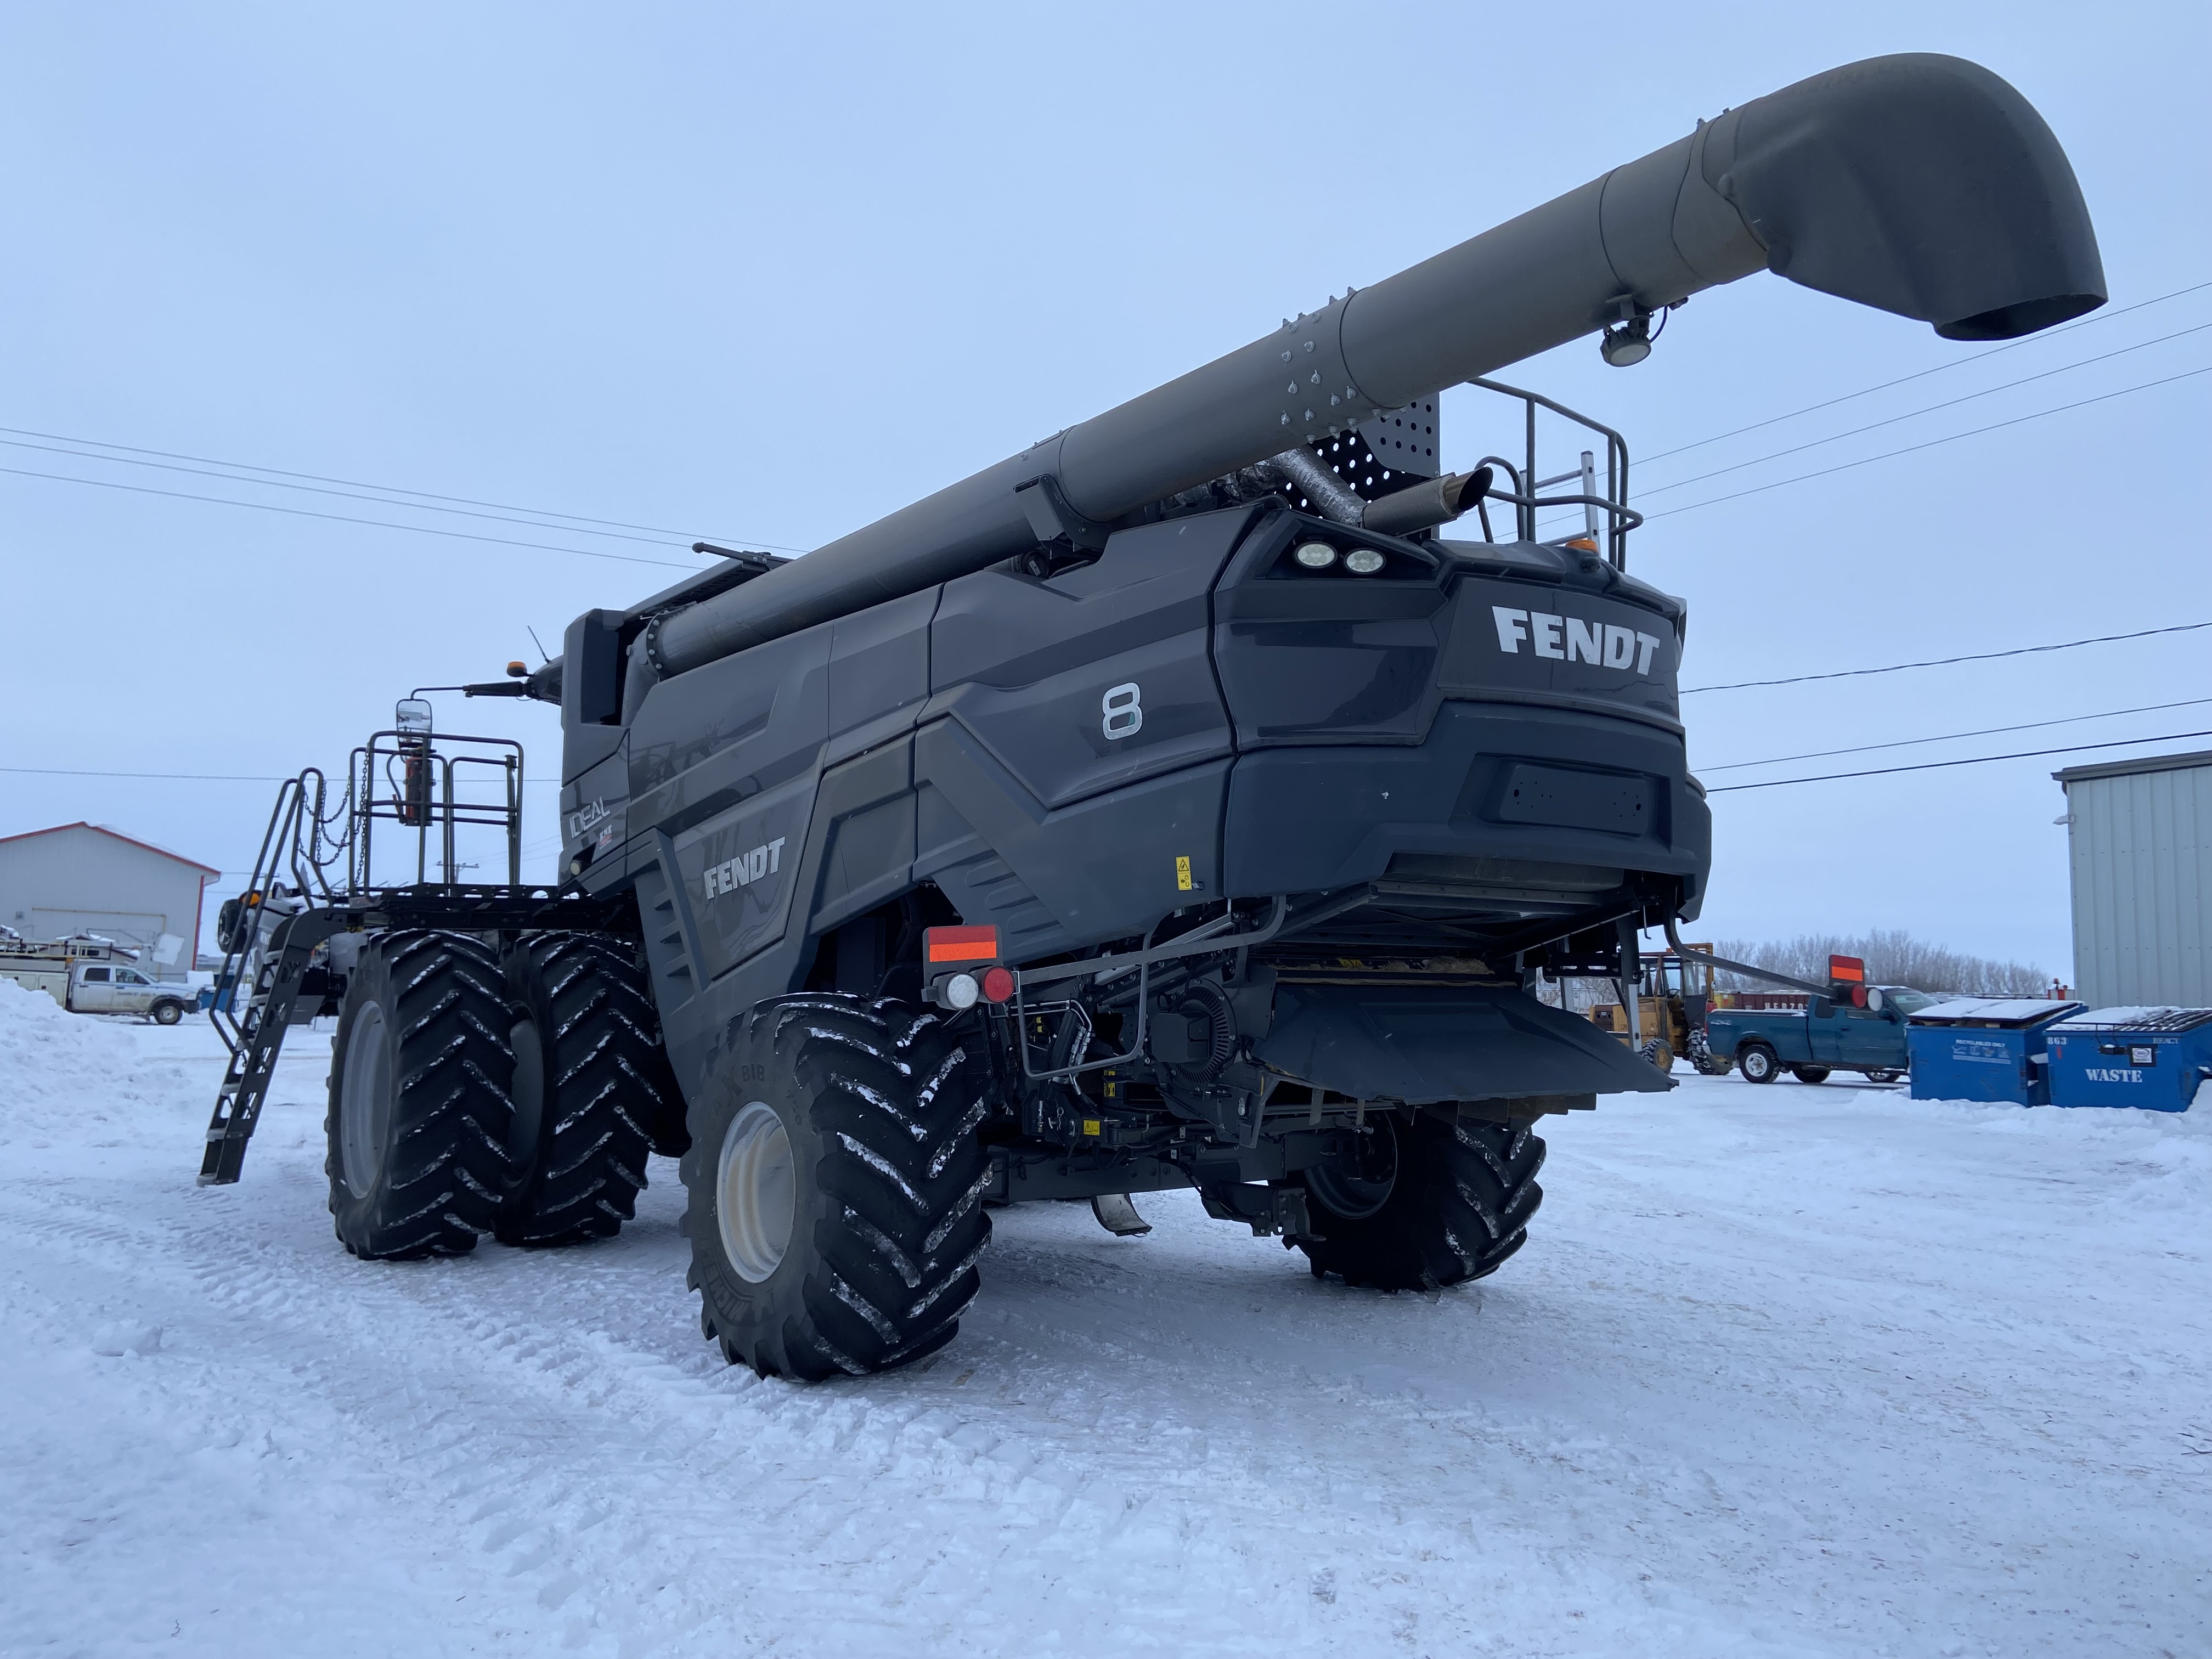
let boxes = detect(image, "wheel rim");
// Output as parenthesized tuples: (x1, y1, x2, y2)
(1306, 1115, 1399, 1220)
(717, 1101, 796, 1283)
(338, 1002, 393, 1199)
(1745, 1050, 1770, 1080)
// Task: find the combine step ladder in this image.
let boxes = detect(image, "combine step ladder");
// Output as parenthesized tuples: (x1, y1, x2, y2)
(198, 909, 340, 1186)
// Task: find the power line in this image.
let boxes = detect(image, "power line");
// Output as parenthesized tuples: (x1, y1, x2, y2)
(0, 463, 708, 571)
(1530, 289, 2212, 537)
(1640, 279, 2212, 465)
(0, 434, 705, 551)
(0, 421, 803, 552)
(0, 764, 559, 784)
(1705, 728, 2212, 793)
(1637, 321, 2212, 498)
(1, 765, 288, 781)
(1641, 363, 2212, 526)
(1702, 697, 2212, 773)
(1681, 620, 2212, 695)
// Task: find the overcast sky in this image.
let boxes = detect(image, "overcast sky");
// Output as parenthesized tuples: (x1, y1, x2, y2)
(3, 2, 2207, 975)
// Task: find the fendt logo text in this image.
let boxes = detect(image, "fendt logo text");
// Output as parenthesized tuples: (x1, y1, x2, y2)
(1493, 606, 1663, 675)
(703, 837, 787, 901)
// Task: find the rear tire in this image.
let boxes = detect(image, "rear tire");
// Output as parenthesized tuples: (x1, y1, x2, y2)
(1739, 1043, 1780, 1084)
(1792, 1064, 1832, 1084)
(1866, 1068, 1904, 1084)
(496, 933, 681, 1248)
(325, 930, 515, 1260)
(1296, 1111, 1544, 1290)
(680, 995, 992, 1379)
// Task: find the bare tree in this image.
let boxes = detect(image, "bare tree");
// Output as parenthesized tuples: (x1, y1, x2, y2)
(1709, 930, 2050, 996)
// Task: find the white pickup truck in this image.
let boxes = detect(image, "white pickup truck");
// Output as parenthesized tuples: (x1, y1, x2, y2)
(1, 949, 197, 1024)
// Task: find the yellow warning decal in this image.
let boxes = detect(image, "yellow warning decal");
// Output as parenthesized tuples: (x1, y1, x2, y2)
(1081, 1119, 1103, 1137)
(1176, 855, 1193, 891)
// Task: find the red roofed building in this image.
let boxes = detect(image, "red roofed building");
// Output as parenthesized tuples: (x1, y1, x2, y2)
(0, 822, 221, 981)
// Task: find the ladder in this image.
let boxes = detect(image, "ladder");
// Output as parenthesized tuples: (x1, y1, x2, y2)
(199, 907, 342, 1185)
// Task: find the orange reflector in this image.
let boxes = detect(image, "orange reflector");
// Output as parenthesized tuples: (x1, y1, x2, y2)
(1829, 955, 1865, 983)
(925, 924, 1000, 964)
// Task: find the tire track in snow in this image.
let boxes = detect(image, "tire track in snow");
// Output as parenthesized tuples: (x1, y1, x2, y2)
(4, 1002, 2207, 1655)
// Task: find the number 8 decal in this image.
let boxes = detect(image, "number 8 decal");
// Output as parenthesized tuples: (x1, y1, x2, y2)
(1101, 682, 1143, 740)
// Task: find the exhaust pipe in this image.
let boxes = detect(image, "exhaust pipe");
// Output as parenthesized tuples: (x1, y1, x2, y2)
(1266, 447, 1493, 539)
(1361, 468, 1492, 538)
(652, 54, 2101, 676)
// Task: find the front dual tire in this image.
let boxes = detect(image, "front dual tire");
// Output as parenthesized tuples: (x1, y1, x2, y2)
(325, 929, 679, 1260)
(496, 933, 682, 1247)
(326, 931, 516, 1259)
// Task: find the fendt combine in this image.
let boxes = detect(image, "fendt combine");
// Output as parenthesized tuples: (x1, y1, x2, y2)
(202, 55, 2102, 1379)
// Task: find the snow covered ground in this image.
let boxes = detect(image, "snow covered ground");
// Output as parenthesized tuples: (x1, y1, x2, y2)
(1, 980, 2206, 1659)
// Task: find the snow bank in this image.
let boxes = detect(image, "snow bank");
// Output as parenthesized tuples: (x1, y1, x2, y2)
(0, 978, 210, 1150)
(1837, 1082, 2212, 1211)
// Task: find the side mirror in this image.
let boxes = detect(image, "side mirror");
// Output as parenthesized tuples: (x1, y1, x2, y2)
(394, 697, 432, 738)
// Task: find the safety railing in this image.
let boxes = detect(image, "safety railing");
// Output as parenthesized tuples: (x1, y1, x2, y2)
(206, 707, 526, 1054)
(1466, 377, 1640, 568)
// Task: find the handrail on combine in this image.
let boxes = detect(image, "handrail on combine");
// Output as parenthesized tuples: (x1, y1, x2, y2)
(348, 729, 523, 891)
(1467, 377, 1639, 568)
(206, 717, 525, 1059)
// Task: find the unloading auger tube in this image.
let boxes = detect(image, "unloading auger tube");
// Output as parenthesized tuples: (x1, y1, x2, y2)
(646, 52, 2101, 676)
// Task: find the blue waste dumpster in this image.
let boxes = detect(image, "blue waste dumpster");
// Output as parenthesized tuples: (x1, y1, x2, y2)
(2044, 1007, 2212, 1111)
(1908, 998, 2084, 1104)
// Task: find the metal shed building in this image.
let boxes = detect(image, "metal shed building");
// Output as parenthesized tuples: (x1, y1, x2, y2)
(2053, 751, 2212, 1008)
(0, 822, 220, 981)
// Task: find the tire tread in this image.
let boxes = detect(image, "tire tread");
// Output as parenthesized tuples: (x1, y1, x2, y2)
(498, 933, 678, 1248)
(325, 929, 516, 1261)
(682, 994, 991, 1381)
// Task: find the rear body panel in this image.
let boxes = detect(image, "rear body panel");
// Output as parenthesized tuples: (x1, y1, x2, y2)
(582, 504, 1708, 1108)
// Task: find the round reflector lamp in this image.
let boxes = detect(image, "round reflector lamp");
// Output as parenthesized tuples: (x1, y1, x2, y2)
(1344, 548, 1386, 575)
(980, 966, 1015, 1004)
(942, 972, 980, 1009)
(1293, 541, 1338, 569)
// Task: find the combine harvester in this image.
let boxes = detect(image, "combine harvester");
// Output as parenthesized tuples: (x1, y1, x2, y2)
(201, 56, 2102, 1379)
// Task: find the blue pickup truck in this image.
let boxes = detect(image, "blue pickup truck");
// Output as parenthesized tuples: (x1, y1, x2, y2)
(1705, 987, 1942, 1084)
